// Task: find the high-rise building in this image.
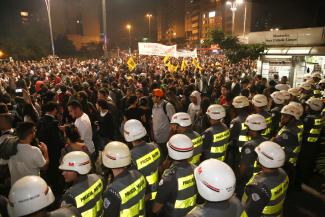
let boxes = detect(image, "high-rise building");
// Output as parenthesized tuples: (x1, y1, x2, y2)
(157, 0, 185, 43)
(184, 0, 252, 47)
(52, 0, 101, 49)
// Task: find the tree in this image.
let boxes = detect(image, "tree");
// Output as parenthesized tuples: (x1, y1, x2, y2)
(204, 29, 266, 64)
(54, 35, 77, 57)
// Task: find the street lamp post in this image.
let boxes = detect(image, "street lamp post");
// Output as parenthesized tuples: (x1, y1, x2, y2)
(146, 13, 152, 41)
(102, 0, 108, 57)
(44, 0, 55, 56)
(226, 0, 243, 35)
(126, 24, 131, 54)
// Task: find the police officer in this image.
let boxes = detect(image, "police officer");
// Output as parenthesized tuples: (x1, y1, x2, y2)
(59, 151, 103, 217)
(186, 159, 243, 217)
(299, 82, 313, 103)
(124, 119, 161, 203)
(297, 98, 323, 185)
(153, 134, 197, 217)
(7, 176, 80, 217)
(170, 112, 203, 165)
(228, 96, 250, 170)
(241, 141, 289, 217)
(288, 88, 301, 102)
(238, 114, 267, 198)
(252, 94, 272, 139)
(311, 72, 322, 97)
(201, 104, 229, 162)
(273, 104, 301, 188)
(102, 141, 146, 217)
(270, 91, 286, 136)
(288, 101, 304, 132)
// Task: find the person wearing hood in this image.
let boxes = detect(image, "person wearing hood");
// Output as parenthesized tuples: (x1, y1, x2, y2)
(188, 91, 201, 122)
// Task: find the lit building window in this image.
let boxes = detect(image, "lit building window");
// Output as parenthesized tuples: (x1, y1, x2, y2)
(20, 11, 29, 17)
(208, 11, 215, 18)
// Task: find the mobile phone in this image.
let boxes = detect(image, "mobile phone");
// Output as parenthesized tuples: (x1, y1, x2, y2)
(15, 88, 23, 97)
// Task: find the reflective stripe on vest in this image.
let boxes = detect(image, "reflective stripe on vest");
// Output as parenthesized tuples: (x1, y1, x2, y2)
(135, 148, 160, 170)
(213, 130, 230, 142)
(119, 176, 146, 205)
(174, 195, 197, 209)
(120, 198, 144, 217)
(75, 179, 103, 209)
(146, 170, 158, 185)
(240, 210, 248, 217)
(192, 136, 203, 148)
(188, 135, 203, 165)
(288, 146, 301, 165)
(253, 160, 261, 176)
(178, 174, 195, 191)
(262, 117, 272, 137)
(80, 198, 103, 217)
(314, 90, 321, 95)
(188, 153, 201, 165)
(315, 118, 323, 126)
(210, 143, 228, 154)
(239, 135, 251, 142)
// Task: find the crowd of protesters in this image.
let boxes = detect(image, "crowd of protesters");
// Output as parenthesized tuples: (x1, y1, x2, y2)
(0, 53, 324, 217)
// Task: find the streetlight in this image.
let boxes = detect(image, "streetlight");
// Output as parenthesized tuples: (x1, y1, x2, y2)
(0, 50, 4, 58)
(44, 0, 55, 56)
(146, 13, 152, 41)
(126, 24, 132, 53)
(226, 0, 243, 35)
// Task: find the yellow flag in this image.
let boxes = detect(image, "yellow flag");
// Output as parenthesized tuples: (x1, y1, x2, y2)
(163, 54, 170, 65)
(181, 58, 187, 71)
(127, 57, 136, 71)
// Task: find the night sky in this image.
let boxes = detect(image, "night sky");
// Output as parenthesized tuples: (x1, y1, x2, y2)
(0, 0, 324, 47)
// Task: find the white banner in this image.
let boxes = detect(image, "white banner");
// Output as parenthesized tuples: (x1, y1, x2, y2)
(138, 43, 177, 56)
(174, 49, 197, 58)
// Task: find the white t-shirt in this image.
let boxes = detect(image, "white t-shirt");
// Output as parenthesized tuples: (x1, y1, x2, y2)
(75, 113, 95, 153)
(8, 143, 46, 185)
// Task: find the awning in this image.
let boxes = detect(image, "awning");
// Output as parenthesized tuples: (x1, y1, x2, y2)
(263, 46, 325, 56)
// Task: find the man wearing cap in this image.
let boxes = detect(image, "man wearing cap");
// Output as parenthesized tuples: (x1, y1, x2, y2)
(152, 88, 176, 158)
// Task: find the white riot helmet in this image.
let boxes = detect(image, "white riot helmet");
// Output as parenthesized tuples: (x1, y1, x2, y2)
(288, 101, 304, 119)
(102, 141, 131, 168)
(288, 88, 300, 97)
(245, 114, 267, 131)
(304, 73, 311, 80)
(206, 104, 226, 120)
(252, 94, 268, 107)
(195, 159, 236, 202)
(255, 141, 285, 168)
(280, 90, 290, 100)
(306, 97, 323, 111)
(275, 84, 289, 91)
(167, 134, 193, 160)
(232, 96, 249, 109)
(59, 151, 91, 175)
(7, 176, 55, 217)
(270, 91, 285, 105)
(170, 112, 192, 127)
(124, 119, 147, 142)
(300, 82, 312, 91)
(281, 104, 299, 120)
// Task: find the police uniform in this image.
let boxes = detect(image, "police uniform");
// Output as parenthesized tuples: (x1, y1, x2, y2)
(241, 135, 267, 177)
(184, 130, 203, 165)
(61, 174, 103, 217)
(186, 196, 243, 217)
(131, 142, 161, 200)
(258, 110, 273, 139)
(241, 168, 289, 217)
(49, 205, 81, 217)
(155, 161, 197, 217)
(274, 120, 301, 187)
(201, 123, 229, 161)
(103, 169, 146, 217)
(228, 113, 250, 170)
(270, 105, 282, 137)
(297, 112, 323, 184)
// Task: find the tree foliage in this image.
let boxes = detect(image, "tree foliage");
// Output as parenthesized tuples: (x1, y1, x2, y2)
(204, 29, 266, 63)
